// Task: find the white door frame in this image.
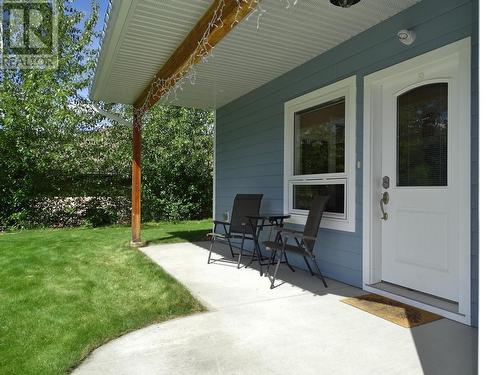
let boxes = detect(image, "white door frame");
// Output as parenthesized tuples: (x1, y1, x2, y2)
(362, 38, 471, 325)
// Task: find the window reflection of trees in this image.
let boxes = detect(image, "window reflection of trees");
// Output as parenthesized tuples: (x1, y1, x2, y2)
(397, 83, 448, 187)
(294, 99, 345, 175)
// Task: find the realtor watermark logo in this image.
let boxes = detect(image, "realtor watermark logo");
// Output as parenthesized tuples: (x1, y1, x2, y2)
(0, 0, 58, 69)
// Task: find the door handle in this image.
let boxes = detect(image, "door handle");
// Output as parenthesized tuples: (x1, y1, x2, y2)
(380, 192, 389, 220)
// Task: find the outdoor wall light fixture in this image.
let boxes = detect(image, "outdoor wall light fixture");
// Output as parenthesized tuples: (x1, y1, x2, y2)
(329, 0, 361, 8)
(397, 29, 417, 45)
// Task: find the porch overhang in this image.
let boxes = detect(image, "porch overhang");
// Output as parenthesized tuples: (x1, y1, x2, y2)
(91, 0, 421, 109)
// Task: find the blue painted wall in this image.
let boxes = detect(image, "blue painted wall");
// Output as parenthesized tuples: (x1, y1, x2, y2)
(215, 0, 478, 325)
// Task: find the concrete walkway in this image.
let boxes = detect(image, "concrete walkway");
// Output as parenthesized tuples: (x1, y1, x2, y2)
(74, 242, 477, 375)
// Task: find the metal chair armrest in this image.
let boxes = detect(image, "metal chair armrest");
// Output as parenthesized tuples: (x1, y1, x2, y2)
(280, 230, 316, 242)
(279, 228, 304, 235)
(212, 220, 231, 236)
(213, 220, 230, 226)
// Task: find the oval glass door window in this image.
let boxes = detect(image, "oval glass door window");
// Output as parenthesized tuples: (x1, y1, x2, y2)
(397, 83, 448, 187)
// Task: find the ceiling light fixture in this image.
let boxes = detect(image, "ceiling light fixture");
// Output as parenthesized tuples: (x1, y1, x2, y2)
(329, 0, 362, 8)
(397, 29, 417, 45)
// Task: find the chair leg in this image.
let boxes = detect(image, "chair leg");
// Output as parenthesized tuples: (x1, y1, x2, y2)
(207, 237, 215, 264)
(266, 249, 276, 277)
(256, 244, 263, 276)
(237, 249, 243, 269)
(227, 239, 235, 258)
(283, 251, 295, 272)
(270, 249, 284, 289)
(245, 245, 257, 268)
(237, 237, 245, 269)
(311, 256, 328, 288)
(303, 256, 314, 276)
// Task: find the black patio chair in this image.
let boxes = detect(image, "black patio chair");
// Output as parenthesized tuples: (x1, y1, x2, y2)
(207, 194, 263, 268)
(263, 195, 330, 289)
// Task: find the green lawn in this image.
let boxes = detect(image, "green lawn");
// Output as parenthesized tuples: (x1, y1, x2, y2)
(0, 220, 211, 375)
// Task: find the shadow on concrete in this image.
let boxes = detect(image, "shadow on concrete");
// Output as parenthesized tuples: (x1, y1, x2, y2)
(144, 229, 210, 246)
(195, 240, 363, 299)
(409, 318, 478, 375)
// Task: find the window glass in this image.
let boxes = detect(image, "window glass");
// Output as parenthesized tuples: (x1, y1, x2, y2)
(293, 184, 345, 215)
(294, 99, 345, 175)
(397, 83, 448, 187)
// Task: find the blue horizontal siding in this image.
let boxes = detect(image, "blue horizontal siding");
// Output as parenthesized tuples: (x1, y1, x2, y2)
(215, 0, 478, 326)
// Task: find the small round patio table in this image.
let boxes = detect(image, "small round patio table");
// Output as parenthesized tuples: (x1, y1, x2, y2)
(244, 213, 291, 276)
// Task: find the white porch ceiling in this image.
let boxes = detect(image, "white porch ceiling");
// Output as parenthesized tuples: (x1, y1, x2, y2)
(91, 0, 420, 109)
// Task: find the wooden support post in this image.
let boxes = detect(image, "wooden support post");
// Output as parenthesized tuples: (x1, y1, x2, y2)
(131, 108, 142, 246)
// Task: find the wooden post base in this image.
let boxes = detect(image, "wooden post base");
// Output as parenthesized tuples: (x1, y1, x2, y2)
(130, 240, 146, 248)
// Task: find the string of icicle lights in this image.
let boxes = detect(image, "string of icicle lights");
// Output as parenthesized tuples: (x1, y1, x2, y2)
(135, 0, 300, 119)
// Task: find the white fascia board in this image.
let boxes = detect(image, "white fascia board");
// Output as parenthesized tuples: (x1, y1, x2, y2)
(90, 0, 137, 103)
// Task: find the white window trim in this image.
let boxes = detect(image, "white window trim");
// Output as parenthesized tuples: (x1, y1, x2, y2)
(283, 75, 357, 232)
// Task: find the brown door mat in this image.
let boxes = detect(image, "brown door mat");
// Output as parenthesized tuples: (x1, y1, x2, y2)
(341, 293, 443, 328)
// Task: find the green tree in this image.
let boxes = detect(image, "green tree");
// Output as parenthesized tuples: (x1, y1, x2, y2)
(142, 105, 214, 221)
(0, 1, 100, 227)
(0, 1, 214, 229)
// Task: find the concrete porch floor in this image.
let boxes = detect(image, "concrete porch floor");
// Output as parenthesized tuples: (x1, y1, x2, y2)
(74, 242, 477, 375)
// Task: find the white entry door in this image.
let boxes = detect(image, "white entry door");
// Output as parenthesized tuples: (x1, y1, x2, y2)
(377, 46, 470, 302)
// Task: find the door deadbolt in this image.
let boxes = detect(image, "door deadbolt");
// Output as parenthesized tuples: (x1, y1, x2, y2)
(382, 176, 390, 189)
